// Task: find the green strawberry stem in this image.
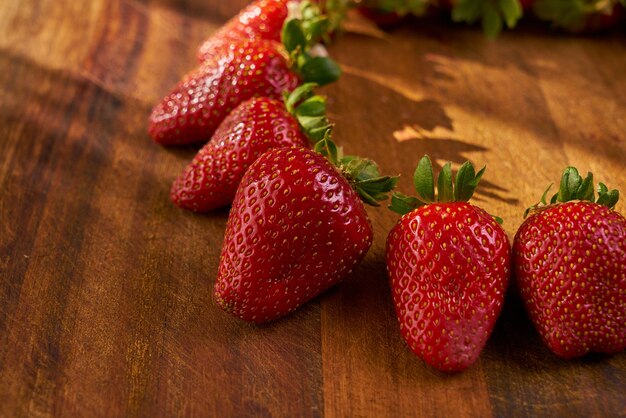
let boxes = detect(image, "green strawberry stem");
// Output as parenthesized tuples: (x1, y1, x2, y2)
(314, 131, 398, 206)
(452, 0, 523, 38)
(282, 2, 342, 86)
(316, 0, 353, 33)
(284, 83, 332, 142)
(524, 166, 620, 218)
(389, 155, 498, 220)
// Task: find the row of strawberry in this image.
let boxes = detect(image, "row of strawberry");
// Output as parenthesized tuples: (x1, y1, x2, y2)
(353, 0, 626, 37)
(148, 0, 625, 373)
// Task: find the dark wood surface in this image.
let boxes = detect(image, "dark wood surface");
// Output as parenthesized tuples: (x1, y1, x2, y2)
(1, 1, 625, 416)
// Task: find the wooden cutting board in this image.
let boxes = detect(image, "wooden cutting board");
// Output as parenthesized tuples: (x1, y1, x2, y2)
(0, 0, 624, 416)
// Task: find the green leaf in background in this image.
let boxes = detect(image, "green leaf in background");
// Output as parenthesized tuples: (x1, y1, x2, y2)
(482, 2, 504, 38)
(498, 0, 523, 27)
(452, 0, 483, 23)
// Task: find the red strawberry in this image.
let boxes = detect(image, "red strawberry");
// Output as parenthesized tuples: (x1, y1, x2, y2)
(197, 0, 290, 63)
(171, 83, 330, 212)
(149, 40, 299, 146)
(149, 5, 341, 146)
(513, 167, 625, 358)
(214, 136, 397, 323)
(532, 0, 625, 32)
(386, 156, 511, 372)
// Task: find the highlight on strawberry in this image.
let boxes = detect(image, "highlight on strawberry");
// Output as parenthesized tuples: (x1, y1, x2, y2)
(386, 156, 511, 372)
(170, 83, 332, 212)
(148, 1, 341, 146)
(214, 132, 398, 323)
(513, 166, 625, 359)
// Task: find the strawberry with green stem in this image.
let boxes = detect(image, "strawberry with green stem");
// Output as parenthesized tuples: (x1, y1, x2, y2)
(215, 133, 397, 323)
(514, 167, 625, 358)
(170, 83, 331, 212)
(149, 2, 341, 146)
(386, 156, 511, 372)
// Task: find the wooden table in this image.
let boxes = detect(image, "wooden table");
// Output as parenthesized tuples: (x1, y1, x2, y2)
(1, 0, 625, 416)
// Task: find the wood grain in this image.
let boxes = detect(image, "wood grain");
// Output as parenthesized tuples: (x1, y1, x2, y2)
(0, 1, 624, 417)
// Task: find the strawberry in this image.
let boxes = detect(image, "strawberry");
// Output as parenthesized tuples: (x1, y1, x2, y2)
(197, 0, 291, 63)
(171, 83, 331, 212)
(532, 0, 625, 32)
(214, 135, 397, 323)
(149, 2, 341, 146)
(386, 156, 511, 372)
(513, 167, 625, 358)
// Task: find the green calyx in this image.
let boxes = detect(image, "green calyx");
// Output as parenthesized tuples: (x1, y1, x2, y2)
(524, 166, 620, 218)
(389, 155, 486, 215)
(532, 0, 619, 30)
(284, 83, 332, 143)
(314, 131, 398, 206)
(282, 1, 342, 86)
(452, 0, 523, 38)
(314, 0, 352, 34)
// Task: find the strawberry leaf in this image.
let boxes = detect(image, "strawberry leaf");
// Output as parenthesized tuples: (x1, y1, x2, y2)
(558, 167, 582, 202)
(299, 56, 342, 86)
(315, 132, 398, 205)
(453, 0, 522, 37)
(597, 183, 620, 209)
(525, 167, 621, 217)
(284, 83, 317, 113)
(285, 83, 332, 143)
(533, 0, 588, 30)
(282, 19, 307, 54)
(577, 172, 595, 202)
(454, 161, 485, 202)
(389, 192, 424, 215)
(452, 0, 483, 23)
(499, 0, 523, 27)
(413, 155, 435, 203)
(314, 130, 339, 166)
(482, 2, 503, 38)
(437, 162, 454, 203)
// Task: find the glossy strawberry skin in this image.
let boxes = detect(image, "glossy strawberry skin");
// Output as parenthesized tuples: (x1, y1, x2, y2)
(215, 147, 373, 323)
(149, 40, 300, 146)
(386, 203, 511, 372)
(170, 97, 308, 212)
(513, 201, 626, 358)
(197, 0, 290, 62)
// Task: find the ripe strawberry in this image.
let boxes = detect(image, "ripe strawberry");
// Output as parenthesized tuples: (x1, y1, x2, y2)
(513, 167, 625, 358)
(197, 0, 290, 63)
(214, 135, 397, 323)
(149, 3, 340, 146)
(386, 156, 511, 372)
(171, 83, 331, 212)
(532, 0, 625, 32)
(149, 40, 298, 146)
